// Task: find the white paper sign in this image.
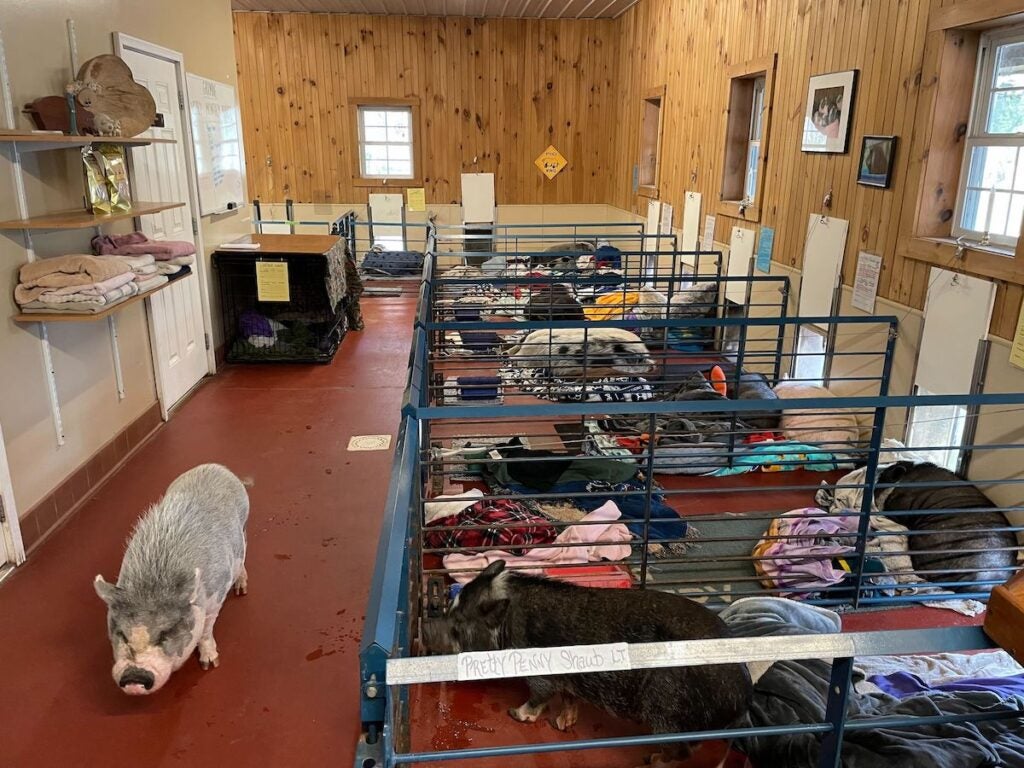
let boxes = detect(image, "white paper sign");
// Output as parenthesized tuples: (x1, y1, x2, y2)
(456, 643, 632, 682)
(681, 191, 702, 253)
(701, 214, 717, 251)
(660, 202, 674, 232)
(852, 251, 882, 313)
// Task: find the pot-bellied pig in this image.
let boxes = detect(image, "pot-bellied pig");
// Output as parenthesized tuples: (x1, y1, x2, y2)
(94, 464, 249, 695)
(425, 561, 752, 761)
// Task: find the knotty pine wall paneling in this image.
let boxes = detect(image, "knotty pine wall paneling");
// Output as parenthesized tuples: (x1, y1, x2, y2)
(233, 12, 620, 206)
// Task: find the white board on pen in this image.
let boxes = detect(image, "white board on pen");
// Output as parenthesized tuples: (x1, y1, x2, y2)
(369, 193, 405, 248)
(727, 226, 755, 304)
(461, 173, 495, 223)
(680, 191, 702, 264)
(185, 73, 245, 217)
(645, 199, 662, 251)
(797, 215, 849, 330)
(916, 268, 994, 395)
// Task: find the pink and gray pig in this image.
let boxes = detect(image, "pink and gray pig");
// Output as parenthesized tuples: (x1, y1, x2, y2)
(94, 464, 249, 695)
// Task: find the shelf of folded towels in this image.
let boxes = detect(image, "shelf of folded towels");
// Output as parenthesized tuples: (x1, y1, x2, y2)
(11, 232, 198, 322)
(0, 133, 176, 153)
(0, 201, 185, 231)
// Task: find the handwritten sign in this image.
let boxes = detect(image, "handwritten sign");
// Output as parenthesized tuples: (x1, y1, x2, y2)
(535, 145, 568, 180)
(256, 261, 290, 302)
(456, 643, 632, 682)
(407, 187, 426, 212)
(1011, 301, 1024, 371)
(852, 251, 882, 313)
(755, 227, 775, 273)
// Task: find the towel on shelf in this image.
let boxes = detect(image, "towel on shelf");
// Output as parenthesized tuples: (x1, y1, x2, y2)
(92, 232, 197, 261)
(98, 253, 155, 270)
(15, 270, 136, 305)
(21, 282, 138, 312)
(168, 255, 195, 266)
(154, 263, 183, 275)
(134, 274, 170, 293)
(17, 255, 133, 304)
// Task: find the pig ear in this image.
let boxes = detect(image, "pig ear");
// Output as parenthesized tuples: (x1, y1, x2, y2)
(479, 560, 506, 581)
(93, 575, 120, 605)
(189, 567, 203, 605)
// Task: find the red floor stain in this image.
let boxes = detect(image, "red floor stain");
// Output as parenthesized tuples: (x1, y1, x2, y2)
(0, 297, 416, 768)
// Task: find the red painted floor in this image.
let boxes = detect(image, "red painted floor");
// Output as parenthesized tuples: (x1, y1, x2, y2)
(0, 296, 417, 768)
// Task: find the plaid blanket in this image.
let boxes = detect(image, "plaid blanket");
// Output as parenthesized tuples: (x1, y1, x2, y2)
(424, 499, 558, 554)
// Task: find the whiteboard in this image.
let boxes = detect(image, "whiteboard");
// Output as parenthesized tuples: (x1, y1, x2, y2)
(186, 74, 245, 216)
(727, 226, 755, 303)
(797, 215, 849, 330)
(461, 173, 495, 223)
(917, 268, 995, 395)
(369, 193, 405, 248)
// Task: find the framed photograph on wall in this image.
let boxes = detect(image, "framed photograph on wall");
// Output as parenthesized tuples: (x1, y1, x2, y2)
(857, 135, 898, 188)
(802, 70, 858, 153)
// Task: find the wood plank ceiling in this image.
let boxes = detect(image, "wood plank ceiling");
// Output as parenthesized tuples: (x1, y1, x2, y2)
(230, 0, 640, 18)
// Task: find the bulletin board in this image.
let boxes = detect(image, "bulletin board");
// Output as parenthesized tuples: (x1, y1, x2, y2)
(185, 73, 245, 216)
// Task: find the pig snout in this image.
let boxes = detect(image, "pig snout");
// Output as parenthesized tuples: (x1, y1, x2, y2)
(118, 667, 155, 695)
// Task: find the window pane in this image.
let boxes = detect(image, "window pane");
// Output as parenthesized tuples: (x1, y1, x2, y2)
(386, 109, 410, 127)
(364, 126, 387, 142)
(988, 89, 1024, 134)
(1009, 194, 1024, 238)
(388, 144, 411, 162)
(387, 125, 410, 143)
(363, 144, 388, 161)
(907, 395, 966, 471)
(361, 110, 388, 127)
(794, 325, 827, 386)
(961, 188, 990, 233)
(745, 142, 759, 201)
(385, 159, 412, 177)
(365, 159, 389, 176)
(991, 190, 1013, 235)
(978, 145, 1016, 189)
(995, 41, 1024, 88)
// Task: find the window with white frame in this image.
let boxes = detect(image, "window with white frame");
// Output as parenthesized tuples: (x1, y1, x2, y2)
(744, 77, 767, 203)
(955, 27, 1024, 248)
(793, 324, 828, 386)
(906, 386, 967, 471)
(357, 106, 414, 179)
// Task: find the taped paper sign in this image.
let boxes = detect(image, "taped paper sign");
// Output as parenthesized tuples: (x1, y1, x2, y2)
(407, 187, 426, 212)
(457, 643, 632, 682)
(535, 145, 568, 180)
(256, 261, 289, 302)
(852, 251, 882, 313)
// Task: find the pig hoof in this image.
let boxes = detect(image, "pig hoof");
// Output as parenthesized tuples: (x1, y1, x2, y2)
(234, 566, 248, 596)
(199, 656, 219, 671)
(508, 702, 545, 723)
(234, 583, 247, 597)
(552, 698, 578, 731)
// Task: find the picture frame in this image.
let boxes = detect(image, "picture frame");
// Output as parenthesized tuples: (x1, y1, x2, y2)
(857, 135, 898, 188)
(802, 69, 858, 153)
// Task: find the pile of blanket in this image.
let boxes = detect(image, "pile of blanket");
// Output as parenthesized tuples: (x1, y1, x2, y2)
(15, 255, 139, 314)
(92, 232, 195, 279)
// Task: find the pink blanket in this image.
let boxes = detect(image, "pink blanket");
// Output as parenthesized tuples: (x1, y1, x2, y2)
(443, 500, 633, 584)
(92, 232, 196, 261)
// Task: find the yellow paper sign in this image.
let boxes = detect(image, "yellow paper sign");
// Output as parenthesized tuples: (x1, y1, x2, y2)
(407, 187, 426, 212)
(256, 261, 290, 302)
(1011, 301, 1024, 370)
(535, 145, 567, 180)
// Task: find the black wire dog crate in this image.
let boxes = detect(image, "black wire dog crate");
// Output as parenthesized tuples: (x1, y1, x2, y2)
(214, 236, 349, 364)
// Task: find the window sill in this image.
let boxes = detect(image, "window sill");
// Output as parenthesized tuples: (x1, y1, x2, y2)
(717, 199, 762, 223)
(352, 177, 422, 189)
(905, 235, 1024, 285)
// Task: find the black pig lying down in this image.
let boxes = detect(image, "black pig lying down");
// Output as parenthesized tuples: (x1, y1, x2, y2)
(425, 561, 752, 765)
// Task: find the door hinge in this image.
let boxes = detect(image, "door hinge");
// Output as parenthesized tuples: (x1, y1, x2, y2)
(192, 217, 199, 236)
(0, 496, 6, 524)
(178, 91, 185, 110)
(204, 333, 211, 351)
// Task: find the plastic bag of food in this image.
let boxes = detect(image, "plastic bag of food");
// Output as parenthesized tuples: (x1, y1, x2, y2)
(97, 145, 132, 212)
(82, 147, 111, 214)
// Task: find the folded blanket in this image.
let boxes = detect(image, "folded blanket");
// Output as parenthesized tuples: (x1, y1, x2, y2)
(135, 274, 170, 293)
(442, 500, 633, 584)
(168, 255, 195, 266)
(19, 254, 132, 287)
(154, 263, 183, 275)
(424, 498, 558, 555)
(38, 281, 138, 306)
(20, 288, 136, 314)
(92, 232, 197, 261)
(131, 265, 159, 277)
(36, 271, 136, 298)
(95, 254, 155, 270)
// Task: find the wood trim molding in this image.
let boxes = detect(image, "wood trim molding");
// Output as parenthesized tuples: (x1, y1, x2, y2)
(16, 403, 163, 554)
(905, 236, 1024, 285)
(348, 96, 423, 189)
(929, 0, 1024, 32)
(636, 85, 667, 198)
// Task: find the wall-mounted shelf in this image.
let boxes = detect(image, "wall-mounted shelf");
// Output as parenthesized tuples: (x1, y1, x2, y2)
(0, 201, 186, 231)
(13, 274, 186, 323)
(0, 132, 176, 153)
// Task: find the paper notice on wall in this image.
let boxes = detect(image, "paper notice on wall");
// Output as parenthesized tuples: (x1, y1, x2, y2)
(1010, 302, 1024, 371)
(660, 202, 674, 232)
(681, 191, 702, 254)
(701, 214, 716, 251)
(852, 251, 883, 313)
(256, 261, 289, 302)
(457, 643, 632, 682)
(755, 227, 775, 273)
(406, 187, 426, 212)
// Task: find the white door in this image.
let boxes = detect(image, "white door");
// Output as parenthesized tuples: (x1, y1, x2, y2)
(0, 422, 25, 570)
(120, 48, 209, 411)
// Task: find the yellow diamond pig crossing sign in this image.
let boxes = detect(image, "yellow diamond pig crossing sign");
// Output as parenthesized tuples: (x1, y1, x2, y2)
(535, 145, 568, 180)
